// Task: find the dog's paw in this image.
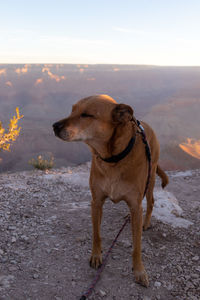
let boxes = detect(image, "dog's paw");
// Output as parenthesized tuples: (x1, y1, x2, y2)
(143, 223, 152, 231)
(90, 254, 102, 269)
(134, 269, 149, 287)
(143, 219, 152, 231)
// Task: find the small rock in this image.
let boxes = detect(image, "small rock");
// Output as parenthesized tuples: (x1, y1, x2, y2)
(185, 281, 194, 290)
(72, 281, 76, 287)
(1, 257, 8, 263)
(160, 246, 166, 250)
(122, 240, 132, 248)
(166, 283, 174, 291)
(191, 273, 199, 279)
(8, 225, 16, 231)
(121, 271, 129, 277)
(21, 235, 29, 241)
(154, 281, 161, 288)
(11, 237, 17, 243)
(171, 209, 181, 217)
(177, 265, 183, 272)
(192, 255, 199, 261)
(99, 289, 106, 297)
(143, 297, 151, 300)
(112, 255, 120, 260)
(74, 255, 79, 260)
(33, 273, 39, 279)
(195, 266, 200, 272)
(76, 236, 86, 242)
(8, 266, 18, 272)
(26, 180, 33, 185)
(10, 260, 17, 265)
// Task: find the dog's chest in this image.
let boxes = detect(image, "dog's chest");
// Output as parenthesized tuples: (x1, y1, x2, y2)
(100, 172, 131, 203)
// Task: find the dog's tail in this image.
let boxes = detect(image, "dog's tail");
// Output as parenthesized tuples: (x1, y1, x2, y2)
(156, 164, 169, 189)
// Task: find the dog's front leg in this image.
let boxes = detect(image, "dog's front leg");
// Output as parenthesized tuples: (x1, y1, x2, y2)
(130, 201, 149, 287)
(90, 190, 105, 269)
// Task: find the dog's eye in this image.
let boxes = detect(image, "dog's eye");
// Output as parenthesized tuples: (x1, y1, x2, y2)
(81, 113, 93, 118)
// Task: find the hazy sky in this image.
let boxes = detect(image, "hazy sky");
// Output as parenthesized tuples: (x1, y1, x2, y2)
(1, 0, 200, 65)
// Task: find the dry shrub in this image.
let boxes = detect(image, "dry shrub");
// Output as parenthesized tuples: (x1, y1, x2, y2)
(29, 155, 54, 171)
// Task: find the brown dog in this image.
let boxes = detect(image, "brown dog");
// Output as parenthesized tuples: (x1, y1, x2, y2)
(53, 94, 168, 287)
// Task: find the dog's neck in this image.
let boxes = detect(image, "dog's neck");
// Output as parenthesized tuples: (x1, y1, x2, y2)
(87, 122, 136, 161)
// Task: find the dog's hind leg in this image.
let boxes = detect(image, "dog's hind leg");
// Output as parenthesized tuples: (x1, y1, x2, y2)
(143, 164, 156, 231)
(89, 188, 106, 269)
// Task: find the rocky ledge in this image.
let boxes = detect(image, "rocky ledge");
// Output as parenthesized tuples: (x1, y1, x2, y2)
(0, 163, 199, 299)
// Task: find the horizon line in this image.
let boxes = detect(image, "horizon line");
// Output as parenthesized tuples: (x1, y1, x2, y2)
(0, 62, 200, 68)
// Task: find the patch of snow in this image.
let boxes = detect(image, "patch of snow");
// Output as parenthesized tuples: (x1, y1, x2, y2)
(171, 170, 193, 178)
(143, 189, 193, 228)
(38, 167, 193, 228)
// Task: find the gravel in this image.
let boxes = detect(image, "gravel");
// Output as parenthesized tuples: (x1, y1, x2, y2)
(0, 164, 199, 299)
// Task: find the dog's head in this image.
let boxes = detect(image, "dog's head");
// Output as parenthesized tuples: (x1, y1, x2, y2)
(53, 94, 134, 143)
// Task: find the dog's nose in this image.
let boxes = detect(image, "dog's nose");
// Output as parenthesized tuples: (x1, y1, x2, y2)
(53, 121, 64, 130)
(52, 121, 64, 136)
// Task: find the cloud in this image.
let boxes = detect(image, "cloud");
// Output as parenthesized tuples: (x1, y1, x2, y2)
(175, 37, 200, 45)
(113, 27, 200, 47)
(40, 35, 110, 47)
(0, 68, 6, 76)
(113, 27, 147, 35)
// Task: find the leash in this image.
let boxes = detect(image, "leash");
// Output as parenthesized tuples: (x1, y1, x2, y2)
(79, 215, 130, 300)
(79, 120, 151, 299)
(137, 120, 152, 197)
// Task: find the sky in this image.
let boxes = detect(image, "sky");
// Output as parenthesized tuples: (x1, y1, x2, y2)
(1, 0, 200, 66)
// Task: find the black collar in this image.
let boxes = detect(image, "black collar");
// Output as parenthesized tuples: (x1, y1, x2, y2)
(100, 136, 136, 163)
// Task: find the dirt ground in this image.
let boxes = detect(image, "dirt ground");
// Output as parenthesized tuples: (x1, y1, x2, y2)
(0, 163, 199, 300)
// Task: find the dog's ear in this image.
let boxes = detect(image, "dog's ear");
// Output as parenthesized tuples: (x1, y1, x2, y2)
(112, 104, 134, 124)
